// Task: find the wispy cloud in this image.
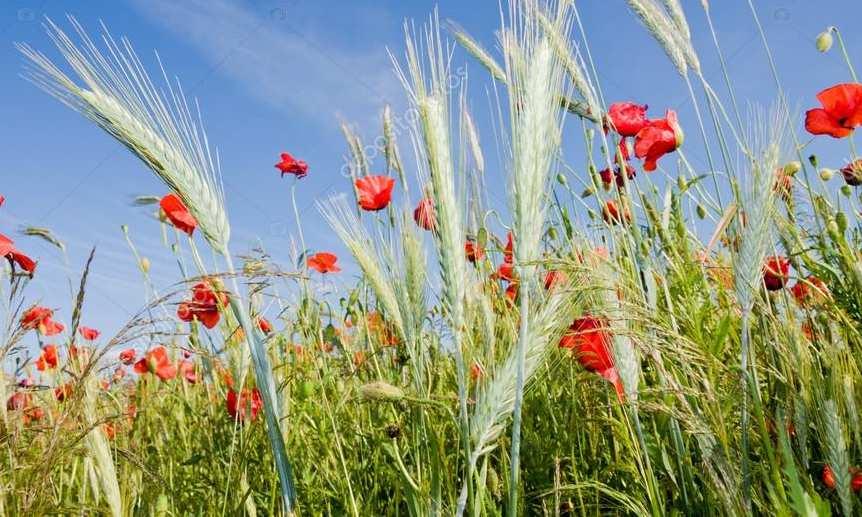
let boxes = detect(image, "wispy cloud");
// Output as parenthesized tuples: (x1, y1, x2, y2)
(130, 0, 403, 128)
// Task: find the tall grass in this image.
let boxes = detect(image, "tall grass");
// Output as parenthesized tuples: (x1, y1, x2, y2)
(3, 1, 862, 515)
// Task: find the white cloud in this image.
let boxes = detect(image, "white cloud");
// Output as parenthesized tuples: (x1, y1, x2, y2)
(130, 0, 403, 129)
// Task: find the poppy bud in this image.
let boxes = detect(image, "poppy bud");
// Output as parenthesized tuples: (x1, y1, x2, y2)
(121, 224, 129, 234)
(359, 381, 404, 401)
(819, 168, 834, 181)
(783, 161, 802, 176)
(581, 188, 594, 198)
(827, 220, 840, 240)
(677, 176, 687, 190)
(139, 257, 150, 273)
(816, 29, 834, 53)
(696, 205, 706, 219)
(546, 227, 558, 240)
(822, 465, 836, 489)
(808, 154, 818, 168)
(556, 173, 567, 186)
(836, 211, 848, 233)
(841, 185, 853, 197)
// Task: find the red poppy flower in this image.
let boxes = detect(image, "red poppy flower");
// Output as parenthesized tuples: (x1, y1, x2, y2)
(841, 159, 862, 186)
(602, 200, 631, 225)
(54, 383, 73, 402)
(257, 317, 273, 334)
(853, 470, 862, 493)
(465, 239, 485, 263)
(606, 102, 649, 137)
(0, 233, 37, 276)
(790, 275, 828, 305)
(159, 193, 197, 236)
(505, 282, 518, 304)
(178, 360, 198, 384)
(177, 281, 228, 329)
(560, 316, 623, 399)
(69, 345, 91, 363)
(79, 326, 100, 341)
(763, 256, 790, 291)
(0, 195, 5, 207)
(23, 406, 44, 424)
(634, 110, 683, 171)
(20, 306, 64, 336)
(413, 198, 437, 231)
(6, 391, 30, 410)
(804, 83, 862, 138)
(133, 346, 177, 381)
(823, 465, 836, 489)
(599, 163, 637, 189)
(274, 152, 308, 178)
(353, 350, 366, 368)
(226, 388, 263, 423)
(469, 362, 484, 381)
(307, 252, 341, 273)
(495, 233, 516, 282)
(35, 344, 58, 371)
(119, 349, 136, 365)
(355, 175, 395, 211)
(544, 270, 566, 290)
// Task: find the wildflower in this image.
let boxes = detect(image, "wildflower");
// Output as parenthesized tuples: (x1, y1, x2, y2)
(413, 197, 437, 231)
(804, 83, 862, 138)
(159, 193, 197, 236)
(54, 383, 73, 402)
(6, 391, 29, 410)
(602, 200, 631, 225)
(257, 317, 273, 334)
(79, 326, 100, 341)
(822, 465, 836, 489)
(355, 175, 395, 211)
(35, 344, 58, 371)
(112, 367, 126, 383)
(177, 280, 228, 329)
(307, 252, 341, 273)
(634, 110, 683, 171)
(505, 282, 518, 304)
(103, 422, 116, 440)
(226, 388, 263, 423)
(274, 152, 308, 179)
(69, 346, 91, 363)
(599, 163, 636, 189)
(20, 306, 64, 336)
(560, 316, 623, 399)
(133, 346, 177, 381)
(762, 256, 791, 291)
(119, 349, 136, 365)
(853, 469, 862, 493)
(23, 406, 44, 424)
(178, 360, 198, 384)
(544, 270, 566, 290)
(606, 102, 649, 137)
(840, 159, 862, 186)
(469, 362, 484, 381)
(353, 350, 366, 368)
(0, 233, 36, 275)
(495, 233, 515, 282)
(465, 239, 485, 263)
(790, 275, 828, 305)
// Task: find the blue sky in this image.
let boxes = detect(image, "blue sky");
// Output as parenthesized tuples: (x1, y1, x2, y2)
(0, 0, 860, 341)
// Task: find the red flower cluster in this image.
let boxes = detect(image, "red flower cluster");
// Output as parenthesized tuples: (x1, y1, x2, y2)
(21, 306, 65, 336)
(160, 194, 197, 236)
(275, 152, 308, 179)
(606, 102, 684, 172)
(355, 175, 395, 211)
(177, 280, 229, 329)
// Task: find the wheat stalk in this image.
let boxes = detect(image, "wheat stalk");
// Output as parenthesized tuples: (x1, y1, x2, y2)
(17, 18, 230, 253)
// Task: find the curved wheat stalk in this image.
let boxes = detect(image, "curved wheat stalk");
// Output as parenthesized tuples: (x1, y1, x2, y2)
(17, 17, 230, 253)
